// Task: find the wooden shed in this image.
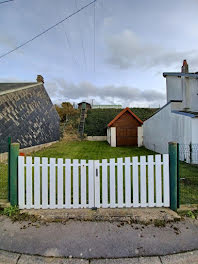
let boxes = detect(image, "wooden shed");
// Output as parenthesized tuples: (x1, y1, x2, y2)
(107, 107, 143, 147)
(78, 102, 92, 110)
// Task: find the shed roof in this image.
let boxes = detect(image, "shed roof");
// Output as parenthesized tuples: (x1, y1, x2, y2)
(78, 101, 91, 105)
(108, 107, 143, 127)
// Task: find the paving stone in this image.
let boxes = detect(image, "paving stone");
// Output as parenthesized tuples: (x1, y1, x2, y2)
(0, 249, 20, 264)
(90, 256, 161, 264)
(161, 250, 198, 264)
(18, 254, 89, 264)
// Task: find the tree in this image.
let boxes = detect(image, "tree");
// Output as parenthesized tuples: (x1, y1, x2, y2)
(55, 102, 79, 122)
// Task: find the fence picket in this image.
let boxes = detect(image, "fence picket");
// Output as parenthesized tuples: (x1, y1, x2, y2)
(117, 158, 123, 208)
(34, 157, 41, 209)
(95, 160, 100, 208)
(148, 155, 154, 207)
(50, 158, 56, 209)
(42, 158, 48, 209)
(18, 156, 25, 209)
(110, 159, 116, 208)
(73, 159, 79, 208)
(65, 159, 71, 208)
(58, 159, 63, 208)
(155, 155, 162, 207)
(102, 159, 108, 208)
(132, 157, 139, 207)
(81, 160, 86, 208)
(88, 160, 94, 208)
(163, 154, 170, 207)
(18, 154, 170, 210)
(125, 157, 131, 207)
(140, 156, 146, 207)
(26, 157, 32, 209)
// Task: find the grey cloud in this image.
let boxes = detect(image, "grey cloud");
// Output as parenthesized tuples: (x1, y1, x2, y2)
(105, 30, 198, 70)
(45, 80, 166, 107)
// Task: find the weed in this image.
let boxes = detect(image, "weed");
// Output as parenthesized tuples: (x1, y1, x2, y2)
(3, 206, 19, 217)
(178, 210, 198, 219)
(154, 219, 166, 227)
(2, 206, 39, 222)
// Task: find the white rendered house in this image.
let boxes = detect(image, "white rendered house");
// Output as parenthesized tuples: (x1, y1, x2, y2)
(143, 60, 198, 163)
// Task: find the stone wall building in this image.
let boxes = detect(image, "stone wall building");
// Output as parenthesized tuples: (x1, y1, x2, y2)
(0, 76, 60, 153)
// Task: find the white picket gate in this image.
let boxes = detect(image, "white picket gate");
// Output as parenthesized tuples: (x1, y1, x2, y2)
(18, 154, 170, 209)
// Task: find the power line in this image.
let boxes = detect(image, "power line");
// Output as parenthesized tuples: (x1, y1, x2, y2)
(62, 23, 79, 68)
(0, 0, 97, 60)
(74, 0, 87, 70)
(0, 0, 14, 5)
(93, 1, 96, 72)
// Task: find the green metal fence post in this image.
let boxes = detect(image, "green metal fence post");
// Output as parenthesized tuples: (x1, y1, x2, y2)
(8, 136, 12, 202)
(177, 144, 180, 209)
(169, 142, 178, 211)
(10, 143, 19, 206)
(189, 142, 192, 164)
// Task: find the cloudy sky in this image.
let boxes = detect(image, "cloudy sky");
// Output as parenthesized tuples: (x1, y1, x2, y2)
(0, 0, 198, 107)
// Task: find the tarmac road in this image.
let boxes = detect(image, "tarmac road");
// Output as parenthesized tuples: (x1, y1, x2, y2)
(0, 216, 198, 259)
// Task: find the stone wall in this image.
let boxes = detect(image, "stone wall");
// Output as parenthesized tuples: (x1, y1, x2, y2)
(0, 84, 60, 153)
(0, 141, 58, 163)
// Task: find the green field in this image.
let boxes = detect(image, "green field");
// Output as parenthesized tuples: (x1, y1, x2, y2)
(84, 108, 158, 136)
(0, 141, 197, 204)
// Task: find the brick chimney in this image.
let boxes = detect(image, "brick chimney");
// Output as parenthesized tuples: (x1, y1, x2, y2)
(181, 60, 189, 73)
(37, 75, 44, 83)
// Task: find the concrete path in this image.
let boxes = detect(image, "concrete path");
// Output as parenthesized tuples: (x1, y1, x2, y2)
(0, 216, 197, 259)
(0, 249, 198, 264)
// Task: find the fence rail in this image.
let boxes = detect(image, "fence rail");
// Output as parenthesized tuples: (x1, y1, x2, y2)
(179, 144, 198, 164)
(18, 154, 170, 209)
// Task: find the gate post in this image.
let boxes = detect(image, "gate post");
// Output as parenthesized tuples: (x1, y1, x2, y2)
(10, 143, 19, 206)
(168, 142, 178, 211)
(177, 144, 180, 209)
(8, 136, 11, 202)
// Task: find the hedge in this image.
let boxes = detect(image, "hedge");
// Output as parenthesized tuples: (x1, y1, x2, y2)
(84, 108, 159, 136)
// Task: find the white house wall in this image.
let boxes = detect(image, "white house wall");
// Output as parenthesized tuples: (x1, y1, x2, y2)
(143, 102, 192, 154)
(166, 76, 198, 112)
(192, 118, 198, 144)
(166, 76, 183, 102)
(189, 78, 198, 112)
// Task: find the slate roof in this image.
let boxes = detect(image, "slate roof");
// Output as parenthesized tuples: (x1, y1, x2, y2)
(0, 83, 37, 94)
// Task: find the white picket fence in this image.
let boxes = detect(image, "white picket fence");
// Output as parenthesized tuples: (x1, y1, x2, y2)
(18, 154, 170, 209)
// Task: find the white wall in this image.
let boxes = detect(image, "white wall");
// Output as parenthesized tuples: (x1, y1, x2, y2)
(166, 75, 198, 111)
(107, 127, 111, 144)
(110, 127, 116, 147)
(86, 136, 107, 141)
(192, 118, 198, 144)
(189, 78, 198, 112)
(143, 102, 193, 154)
(166, 76, 182, 102)
(138, 127, 143, 147)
